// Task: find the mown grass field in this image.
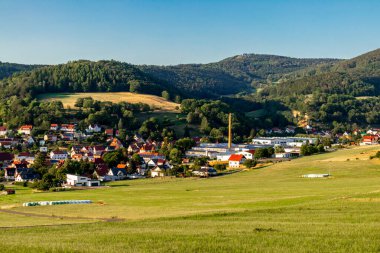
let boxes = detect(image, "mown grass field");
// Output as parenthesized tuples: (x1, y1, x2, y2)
(37, 92, 180, 111)
(1, 145, 380, 252)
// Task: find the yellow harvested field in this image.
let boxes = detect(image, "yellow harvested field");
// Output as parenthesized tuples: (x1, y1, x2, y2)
(321, 145, 379, 162)
(39, 92, 180, 111)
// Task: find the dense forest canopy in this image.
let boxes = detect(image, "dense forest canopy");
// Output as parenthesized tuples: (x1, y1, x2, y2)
(0, 61, 42, 80)
(0, 60, 180, 99)
(140, 54, 340, 98)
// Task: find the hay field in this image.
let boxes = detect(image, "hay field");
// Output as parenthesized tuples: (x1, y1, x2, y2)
(38, 92, 180, 111)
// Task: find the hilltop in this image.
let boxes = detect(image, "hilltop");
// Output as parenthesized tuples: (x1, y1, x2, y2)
(140, 54, 339, 97)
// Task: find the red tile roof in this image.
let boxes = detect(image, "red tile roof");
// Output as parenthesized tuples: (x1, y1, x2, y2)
(19, 125, 33, 130)
(228, 154, 244, 162)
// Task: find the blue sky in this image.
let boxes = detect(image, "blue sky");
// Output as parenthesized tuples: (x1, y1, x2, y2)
(0, 0, 379, 65)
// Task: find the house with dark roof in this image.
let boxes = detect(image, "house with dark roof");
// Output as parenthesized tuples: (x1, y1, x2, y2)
(50, 150, 68, 160)
(14, 168, 39, 182)
(108, 167, 127, 180)
(4, 167, 15, 181)
(0, 152, 14, 167)
(94, 164, 113, 181)
(147, 158, 172, 170)
(94, 145, 106, 155)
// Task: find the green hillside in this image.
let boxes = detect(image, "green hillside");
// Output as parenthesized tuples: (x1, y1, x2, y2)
(265, 48, 380, 97)
(141, 55, 339, 98)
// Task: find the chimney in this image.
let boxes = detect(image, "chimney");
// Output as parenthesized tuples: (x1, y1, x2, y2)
(228, 113, 232, 149)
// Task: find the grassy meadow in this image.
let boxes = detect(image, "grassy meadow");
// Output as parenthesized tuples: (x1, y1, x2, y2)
(1, 145, 380, 252)
(37, 92, 180, 111)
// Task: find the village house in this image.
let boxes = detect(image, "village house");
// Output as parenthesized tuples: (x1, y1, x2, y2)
(44, 134, 58, 142)
(24, 136, 35, 145)
(366, 129, 380, 135)
(285, 126, 296, 134)
(109, 138, 123, 150)
(192, 166, 218, 177)
(86, 124, 101, 133)
(4, 168, 15, 181)
(150, 166, 167, 177)
(237, 150, 255, 160)
(50, 124, 59, 131)
(0, 139, 13, 149)
(271, 127, 283, 134)
(139, 152, 166, 164)
(275, 152, 292, 158)
(61, 124, 76, 133)
(94, 164, 114, 181)
(0, 152, 14, 168)
(107, 167, 127, 180)
(93, 145, 106, 156)
(50, 150, 69, 160)
(128, 142, 141, 153)
(39, 147, 48, 152)
(15, 152, 35, 163)
(139, 143, 156, 153)
(60, 133, 74, 141)
(105, 129, 113, 136)
(39, 139, 45, 146)
(81, 146, 93, 154)
(0, 126, 8, 136)
(11, 160, 29, 169)
(147, 158, 172, 170)
(70, 145, 82, 155)
(361, 135, 379, 145)
(136, 165, 147, 175)
(84, 152, 95, 162)
(133, 134, 145, 144)
(18, 125, 33, 135)
(228, 154, 246, 168)
(71, 153, 84, 161)
(14, 168, 39, 182)
(66, 174, 100, 187)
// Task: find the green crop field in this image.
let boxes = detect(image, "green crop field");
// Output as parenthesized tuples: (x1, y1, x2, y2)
(1, 145, 380, 252)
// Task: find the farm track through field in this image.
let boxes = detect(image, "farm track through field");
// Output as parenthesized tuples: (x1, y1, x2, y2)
(0, 209, 124, 223)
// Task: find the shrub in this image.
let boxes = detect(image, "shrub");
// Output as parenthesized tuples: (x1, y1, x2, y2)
(243, 159, 257, 168)
(214, 164, 227, 171)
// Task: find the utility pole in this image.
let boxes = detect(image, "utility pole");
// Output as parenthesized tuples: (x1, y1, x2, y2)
(228, 113, 232, 149)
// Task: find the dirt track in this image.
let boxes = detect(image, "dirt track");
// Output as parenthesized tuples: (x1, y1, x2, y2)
(0, 209, 124, 224)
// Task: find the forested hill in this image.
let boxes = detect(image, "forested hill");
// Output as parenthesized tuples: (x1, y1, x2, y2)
(261, 48, 380, 97)
(0, 60, 181, 99)
(208, 54, 340, 85)
(0, 55, 341, 100)
(140, 55, 339, 98)
(0, 61, 42, 80)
